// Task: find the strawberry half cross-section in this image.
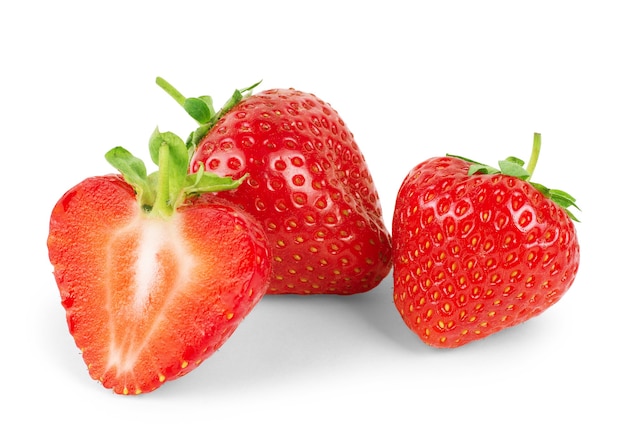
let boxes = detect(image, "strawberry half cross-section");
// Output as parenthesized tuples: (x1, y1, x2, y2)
(48, 129, 272, 394)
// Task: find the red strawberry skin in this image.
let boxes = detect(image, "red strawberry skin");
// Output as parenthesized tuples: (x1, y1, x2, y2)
(392, 156, 580, 348)
(48, 175, 271, 394)
(190, 88, 392, 295)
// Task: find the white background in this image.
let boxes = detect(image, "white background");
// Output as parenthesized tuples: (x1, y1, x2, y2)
(2, 1, 623, 430)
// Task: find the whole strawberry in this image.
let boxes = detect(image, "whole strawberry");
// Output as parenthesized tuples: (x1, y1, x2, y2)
(392, 134, 580, 348)
(157, 78, 392, 295)
(48, 129, 271, 394)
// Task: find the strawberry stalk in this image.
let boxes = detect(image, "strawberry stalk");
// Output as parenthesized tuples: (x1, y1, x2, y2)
(525, 131, 541, 179)
(155, 76, 261, 150)
(448, 133, 580, 221)
(105, 128, 246, 219)
(153, 141, 174, 217)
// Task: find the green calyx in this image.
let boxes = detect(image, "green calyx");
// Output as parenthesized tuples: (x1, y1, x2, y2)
(448, 133, 581, 222)
(105, 128, 246, 219)
(155, 76, 261, 151)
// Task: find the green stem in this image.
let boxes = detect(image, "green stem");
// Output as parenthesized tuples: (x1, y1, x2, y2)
(155, 77, 186, 108)
(152, 143, 172, 218)
(526, 132, 541, 180)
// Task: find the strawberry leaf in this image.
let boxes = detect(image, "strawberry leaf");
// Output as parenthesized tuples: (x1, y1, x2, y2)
(446, 154, 500, 175)
(183, 97, 215, 124)
(105, 146, 155, 208)
(530, 183, 581, 222)
(498, 158, 530, 179)
(156, 77, 261, 151)
(467, 163, 500, 175)
(183, 164, 247, 197)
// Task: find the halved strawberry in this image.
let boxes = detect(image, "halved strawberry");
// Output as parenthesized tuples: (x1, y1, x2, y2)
(48, 129, 271, 394)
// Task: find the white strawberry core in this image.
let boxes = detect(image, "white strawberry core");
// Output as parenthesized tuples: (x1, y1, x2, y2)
(133, 219, 168, 311)
(106, 214, 197, 373)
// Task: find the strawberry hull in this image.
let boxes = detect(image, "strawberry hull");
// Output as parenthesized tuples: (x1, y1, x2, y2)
(48, 175, 271, 394)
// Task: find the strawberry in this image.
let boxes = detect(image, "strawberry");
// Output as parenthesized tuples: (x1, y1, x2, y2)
(47, 129, 271, 394)
(392, 133, 580, 348)
(156, 78, 392, 295)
